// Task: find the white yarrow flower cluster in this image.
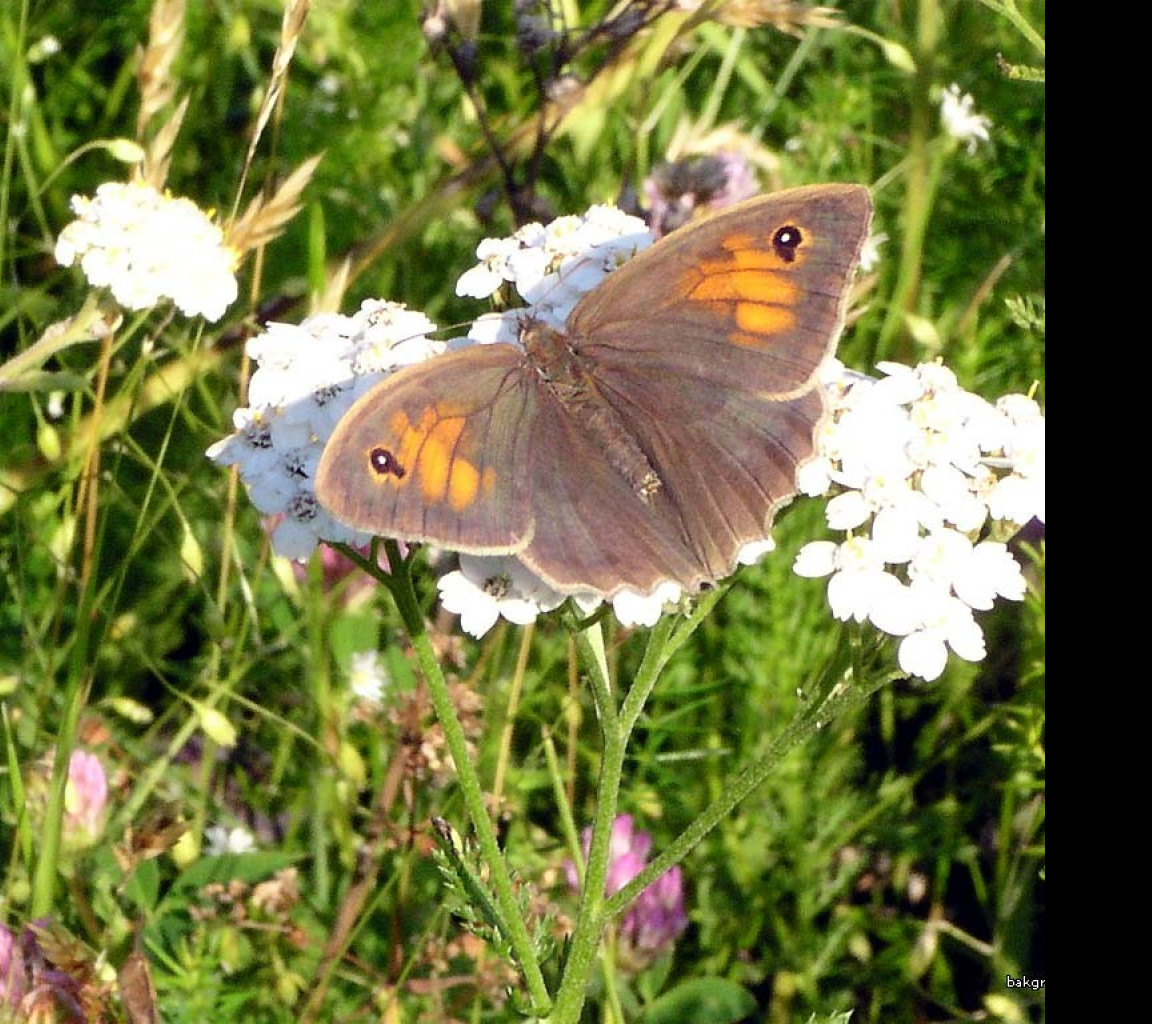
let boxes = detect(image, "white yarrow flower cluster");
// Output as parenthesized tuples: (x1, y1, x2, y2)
(459, 204, 654, 346)
(939, 84, 992, 154)
(206, 300, 443, 559)
(794, 359, 1044, 681)
(55, 181, 240, 321)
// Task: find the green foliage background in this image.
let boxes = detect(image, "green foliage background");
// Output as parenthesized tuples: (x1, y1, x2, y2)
(1, 1, 1043, 1021)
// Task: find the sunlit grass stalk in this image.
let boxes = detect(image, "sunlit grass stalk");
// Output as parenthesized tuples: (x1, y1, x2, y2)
(29, 326, 120, 914)
(493, 624, 534, 802)
(343, 540, 553, 1015)
(29, 669, 90, 916)
(0, 0, 30, 273)
(971, 0, 1045, 56)
(308, 559, 338, 907)
(875, 0, 943, 361)
(543, 620, 626, 1024)
(604, 660, 900, 924)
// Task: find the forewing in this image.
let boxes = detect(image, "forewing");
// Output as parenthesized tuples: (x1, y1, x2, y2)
(571, 184, 871, 396)
(316, 344, 537, 553)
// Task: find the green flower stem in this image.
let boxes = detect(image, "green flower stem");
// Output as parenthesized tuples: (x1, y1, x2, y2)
(971, 0, 1045, 56)
(30, 612, 94, 915)
(618, 614, 676, 740)
(604, 669, 900, 923)
(875, 0, 942, 361)
(369, 543, 552, 1016)
(308, 569, 336, 907)
(541, 726, 583, 885)
(0, 293, 103, 390)
(544, 597, 723, 1023)
(600, 929, 625, 1024)
(620, 588, 725, 741)
(545, 619, 628, 1024)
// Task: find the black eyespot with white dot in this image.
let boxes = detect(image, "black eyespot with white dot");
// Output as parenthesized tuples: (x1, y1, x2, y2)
(370, 446, 406, 479)
(772, 224, 804, 263)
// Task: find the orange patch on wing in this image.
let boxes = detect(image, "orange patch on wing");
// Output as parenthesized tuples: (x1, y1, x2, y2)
(384, 406, 488, 510)
(728, 247, 783, 270)
(721, 232, 756, 252)
(416, 417, 459, 498)
(734, 301, 797, 335)
(447, 462, 497, 512)
(690, 267, 798, 308)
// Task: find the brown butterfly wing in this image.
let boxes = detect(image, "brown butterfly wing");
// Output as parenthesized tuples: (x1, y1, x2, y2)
(591, 369, 826, 580)
(518, 395, 708, 596)
(566, 184, 870, 584)
(570, 184, 872, 397)
(315, 344, 537, 553)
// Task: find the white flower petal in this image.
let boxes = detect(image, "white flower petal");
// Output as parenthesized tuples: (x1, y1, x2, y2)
(939, 84, 992, 152)
(737, 537, 776, 566)
(612, 582, 681, 627)
(867, 574, 923, 636)
(826, 491, 872, 530)
(456, 262, 505, 299)
(898, 630, 949, 681)
(871, 505, 922, 564)
(944, 605, 987, 661)
(794, 541, 838, 578)
(349, 649, 388, 703)
(827, 567, 888, 623)
(797, 454, 834, 496)
(438, 570, 502, 637)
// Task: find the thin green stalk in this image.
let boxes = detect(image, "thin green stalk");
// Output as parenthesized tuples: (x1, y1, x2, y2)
(541, 727, 582, 885)
(617, 587, 725, 742)
(308, 563, 336, 907)
(600, 929, 625, 1024)
(970, 0, 1045, 56)
(0, 294, 104, 390)
(375, 544, 552, 1015)
(30, 329, 115, 913)
(30, 627, 93, 916)
(617, 614, 676, 741)
(2, 707, 33, 869)
(544, 621, 628, 1024)
(604, 670, 899, 923)
(0, 0, 30, 274)
(874, 0, 942, 361)
(493, 624, 534, 801)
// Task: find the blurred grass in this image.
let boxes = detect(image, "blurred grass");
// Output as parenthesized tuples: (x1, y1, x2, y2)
(1, 1, 1043, 1021)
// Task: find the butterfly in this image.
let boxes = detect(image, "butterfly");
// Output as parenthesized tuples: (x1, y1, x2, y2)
(316, 184, 872, 599)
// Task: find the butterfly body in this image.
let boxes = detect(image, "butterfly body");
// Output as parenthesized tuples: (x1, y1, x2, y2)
(522, 319, 663, 501)
(316, 184, 873, 599)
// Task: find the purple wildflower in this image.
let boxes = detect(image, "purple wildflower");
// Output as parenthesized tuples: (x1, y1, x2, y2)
(565, 814, 688, 967)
